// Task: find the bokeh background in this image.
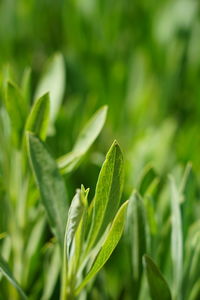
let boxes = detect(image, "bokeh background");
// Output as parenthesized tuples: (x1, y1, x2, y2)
(1, 0, 200, 211)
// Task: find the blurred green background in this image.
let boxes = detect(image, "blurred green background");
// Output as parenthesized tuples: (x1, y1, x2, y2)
(0, 0, 200, 194)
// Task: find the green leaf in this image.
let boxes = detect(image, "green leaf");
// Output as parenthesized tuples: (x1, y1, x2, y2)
(138, 165, 157, 196)
(86, 140, 124, 251)
(169, 176, 183, 299)
(0, 255, 27, 300)
(25, 93, 50, 140)
(23, 216, 46, 287)
(57, 106, 108, 174)
(42, 244, 61, 300)
(143, 255, 172, 300)
(66, 186, 88, 258)
(75, 200, 129, 295)
(189, 279, 200, 300)
(34, 53, 65, 126)
(21, 67, 31, 103)
(27, 133, 68, 248)
(5, 81, 26, 146)
(126, 191, 147, 295)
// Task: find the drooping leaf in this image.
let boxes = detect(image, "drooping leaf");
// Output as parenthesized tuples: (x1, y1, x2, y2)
(143, 255, 172, 300)
(0, 255, 27, 300)
(34, 53, 65, 126)
(27, 133, 68, 248)
(25, 93, 50, 140)
(75, 200, 129, 295)
(86, 140, 124, 251)
(169, 176, 183, 298)
(57, 106, 108, 174)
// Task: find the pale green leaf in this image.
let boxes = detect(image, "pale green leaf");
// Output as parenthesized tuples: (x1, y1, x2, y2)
(143, 255, 172, 300)
(126, 191, 147, 296)
(0, 255, 27, 300)
(66, 187, 88, 258)
(27, 133, 68, 248)
(5, 81, 26, 146)
(169, 176, 183, 299)
(138, 165, 157, 196)
(21, 67, 31, 103)
(25, 93, 50, 140)
(34, 53, 65, 126)
(57, 106, 108, 174)
(42, 244, 61, 300)
(75, 200, 128, 295)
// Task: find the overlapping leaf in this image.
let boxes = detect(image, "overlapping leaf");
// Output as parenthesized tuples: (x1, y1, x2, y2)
(57, 106, 108, 174)
(27, 134, 68, 248)
(143, 255, 172, 300)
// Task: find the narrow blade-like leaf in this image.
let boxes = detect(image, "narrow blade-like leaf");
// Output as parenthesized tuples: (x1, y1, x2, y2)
(86, 140, 124, 251)
(138, 165, 157, 196)
(27, 133, 68, 248)
(66, 187, 88, 258)
(169, 176, 183, 299)
(5, 81, 26, 146)
(143, 255, 172, 300)
(0, 256, 27, 300)
(75, 200, 128, 295)
(42, 244, 61, 300)
(127, 191, 147, 295)
(58, 106, 108, 174)
(34, 53, 65, 126)
(25, 93, 50, 140)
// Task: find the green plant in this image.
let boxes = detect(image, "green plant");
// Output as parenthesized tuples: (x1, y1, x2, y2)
(1, 48, 200, 300)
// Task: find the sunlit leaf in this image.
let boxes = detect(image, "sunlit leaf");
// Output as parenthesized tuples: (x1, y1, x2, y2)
(58, 106, 108, 174)
(35, 53, 65, 127)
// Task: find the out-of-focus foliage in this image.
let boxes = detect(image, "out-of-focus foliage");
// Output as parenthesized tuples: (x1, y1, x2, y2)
(0, 0, 200, 299)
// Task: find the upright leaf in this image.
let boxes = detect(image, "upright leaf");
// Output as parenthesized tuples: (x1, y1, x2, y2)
(169, 176, 183, 299)
(138, 165, 157, 196)
(25, 93, 50, 140)
(58, 106, 108, 174)
(27, 134, 68, 248)
(143, 255, 172, 300)
(42, 244, 61, 300)
(4, 81, 26, 146)
(21, 67, 31, 103)
(127, 191, 147, 296)
(86, 140, 124, 251)
(75, 200, 129, 295)
(66, 187, 88, 258)
(0, 256, 27, 300)
(35, 53, 65, 126)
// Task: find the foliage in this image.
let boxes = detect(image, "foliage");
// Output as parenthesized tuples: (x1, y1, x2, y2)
(1, 1, 200, 299)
